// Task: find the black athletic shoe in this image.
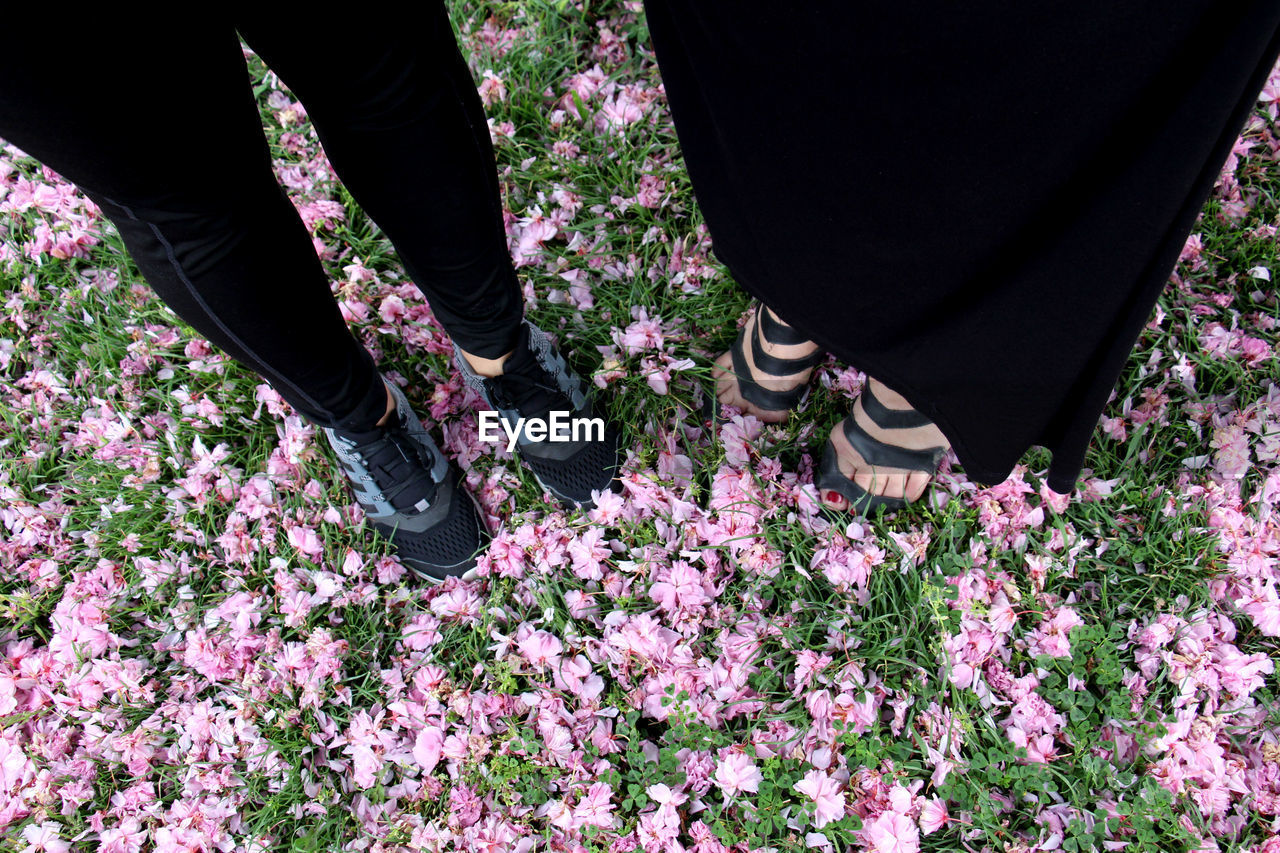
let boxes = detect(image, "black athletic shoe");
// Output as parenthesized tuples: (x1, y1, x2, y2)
(455, 320, 622, 507)
(323, 384, 488, 582)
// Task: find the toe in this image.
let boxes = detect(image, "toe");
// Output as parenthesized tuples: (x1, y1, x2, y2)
(853, 466, 878, 496)
(905, 470, 932, 503)
(821, 489, 847, 511)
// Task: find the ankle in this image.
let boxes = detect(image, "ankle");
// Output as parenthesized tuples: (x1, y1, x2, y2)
(375, 381, 396, 427)
(459, 348, 512, 378)
(755, 305, 819, 357)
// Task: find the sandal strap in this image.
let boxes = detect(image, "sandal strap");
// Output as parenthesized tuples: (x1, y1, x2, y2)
(842, 413, 947, 472)
(815, 440, 906, 512)
(750, 312, 824, 376)
(731, 332, 808, 412)
(860, 383, 935, 429)
(756, 303, 814, 346)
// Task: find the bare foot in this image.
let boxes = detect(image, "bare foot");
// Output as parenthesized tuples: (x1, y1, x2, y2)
(819, 378, 949, 510)
(712, 303, 822, 423)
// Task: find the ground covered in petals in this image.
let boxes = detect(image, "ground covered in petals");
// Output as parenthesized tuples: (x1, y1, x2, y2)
(2, 4, 1280, 852)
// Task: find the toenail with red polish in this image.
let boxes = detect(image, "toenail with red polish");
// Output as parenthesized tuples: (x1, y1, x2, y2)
(823, 491, 842, 504)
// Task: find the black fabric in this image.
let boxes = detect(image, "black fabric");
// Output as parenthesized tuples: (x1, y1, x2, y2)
(645, 0, 1280, 491)
(0, 10, 522, 432)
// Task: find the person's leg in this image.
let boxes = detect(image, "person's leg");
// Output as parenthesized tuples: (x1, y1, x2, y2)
(238, 10, 623, 506)
(236, 8, 523, 361)
(0, 18, 487, 579)
(0, 18, 388, 433)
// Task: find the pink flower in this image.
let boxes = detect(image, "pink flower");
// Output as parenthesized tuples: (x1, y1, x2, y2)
(512, 206, 559, 263)
(573, 781, 616, 829)
(429, 585, 482, 621)
(1240, 336, 1271, 365)
(919, 798, 948, 835)
(379, 294, 407, 324)
(794, 770, 846, 828)
(349, 742, 383, 789)
(0, 737, 34, 794)
(647, 782, 689, 808)
(1240, 583, 1280, 636)
(863, 811, 920, 853)
(551, 139, 579, 159)
(413, 727, 444, 774)
(22, 822, 71, 853)
(478, 70, 507, 106)
(98, 818, 146, 853)
(1028, 607, 1084, 658)
(516, 626, 564, 670)
(587, 488, 627, 525)
(599, 90, 645, 130)
(719, 415, 762, 468)
(488, 119, 516, 143)
(635, 175, 667, 209)
(713, 750, 762, 797)
(1179, 233, 1205, 268)
(279, 589, 312, 628)
(1101, 415, 1127, 441)
(616, 309, 664, 356)
(1210, 424, 1251, 480)
(562, 65, 607, 107)
(286, 522, 325, 555)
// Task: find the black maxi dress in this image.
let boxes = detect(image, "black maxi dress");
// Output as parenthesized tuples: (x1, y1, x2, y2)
(644, 0, 1280, 492)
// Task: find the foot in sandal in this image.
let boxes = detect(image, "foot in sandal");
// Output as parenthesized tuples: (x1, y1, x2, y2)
(712, 300, 824, 423)
(815, 377, 949, 513)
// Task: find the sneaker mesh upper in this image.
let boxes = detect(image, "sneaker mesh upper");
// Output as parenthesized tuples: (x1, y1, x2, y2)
(368, 471, 485, 574)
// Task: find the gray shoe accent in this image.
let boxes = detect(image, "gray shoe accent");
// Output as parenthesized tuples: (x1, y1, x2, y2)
(524, 321, 589, 411)
(322, 383, 447, 519)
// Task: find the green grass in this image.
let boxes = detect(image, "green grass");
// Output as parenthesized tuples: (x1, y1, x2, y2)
(1, 2, 1279, 851)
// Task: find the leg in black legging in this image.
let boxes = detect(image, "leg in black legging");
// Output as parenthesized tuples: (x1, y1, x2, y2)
(0, 18, 379, 430)
(237, 7, 524, 359)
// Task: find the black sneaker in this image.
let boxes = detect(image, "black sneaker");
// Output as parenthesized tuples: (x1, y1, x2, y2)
(455, 320, 622, 507)
(322, 384, 489, 582)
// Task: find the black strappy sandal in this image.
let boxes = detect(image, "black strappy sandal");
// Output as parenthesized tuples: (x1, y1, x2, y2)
(816, 382, 948, 514)
(721, 300, 824, 416)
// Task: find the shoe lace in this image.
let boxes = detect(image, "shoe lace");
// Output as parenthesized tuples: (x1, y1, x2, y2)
(351, 424, 439, 511)
(487, 363, 570, 417)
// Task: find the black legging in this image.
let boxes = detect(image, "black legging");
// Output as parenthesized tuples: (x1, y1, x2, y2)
(0, 10, 523, 431)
